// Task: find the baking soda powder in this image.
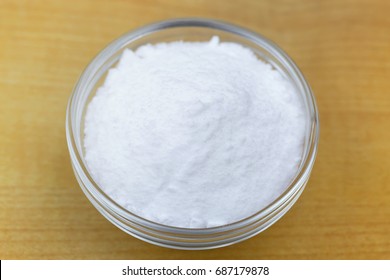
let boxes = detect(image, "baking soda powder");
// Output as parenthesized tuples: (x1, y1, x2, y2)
(84, 37, 306, 228)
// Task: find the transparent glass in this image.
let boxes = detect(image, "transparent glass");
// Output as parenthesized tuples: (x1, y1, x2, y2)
(66, 18, 319, 250)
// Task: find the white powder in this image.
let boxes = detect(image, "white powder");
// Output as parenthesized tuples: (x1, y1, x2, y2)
(84, 37, 306, 228)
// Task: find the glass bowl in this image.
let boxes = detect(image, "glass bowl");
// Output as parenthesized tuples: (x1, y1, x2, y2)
(66, 18, 319, 250)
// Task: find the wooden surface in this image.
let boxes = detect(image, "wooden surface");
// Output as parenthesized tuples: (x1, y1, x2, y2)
(1, 0, 389, 259)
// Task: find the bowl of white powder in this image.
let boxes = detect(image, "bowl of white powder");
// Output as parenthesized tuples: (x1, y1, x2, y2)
(66, 18, 319, 249)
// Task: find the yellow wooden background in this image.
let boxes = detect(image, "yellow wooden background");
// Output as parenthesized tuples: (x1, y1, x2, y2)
(1, 0, 389, 259)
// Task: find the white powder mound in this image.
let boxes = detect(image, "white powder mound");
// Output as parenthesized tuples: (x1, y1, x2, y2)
(84, 37, 306, 228)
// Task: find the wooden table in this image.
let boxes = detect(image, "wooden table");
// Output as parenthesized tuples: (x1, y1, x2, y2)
(1, 0, 389, 259)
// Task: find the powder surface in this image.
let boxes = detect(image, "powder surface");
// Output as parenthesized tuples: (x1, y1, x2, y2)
(84, 37, 306, 228)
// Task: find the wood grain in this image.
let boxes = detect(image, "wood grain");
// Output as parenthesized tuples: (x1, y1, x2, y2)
(0, 0, 389, 259)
